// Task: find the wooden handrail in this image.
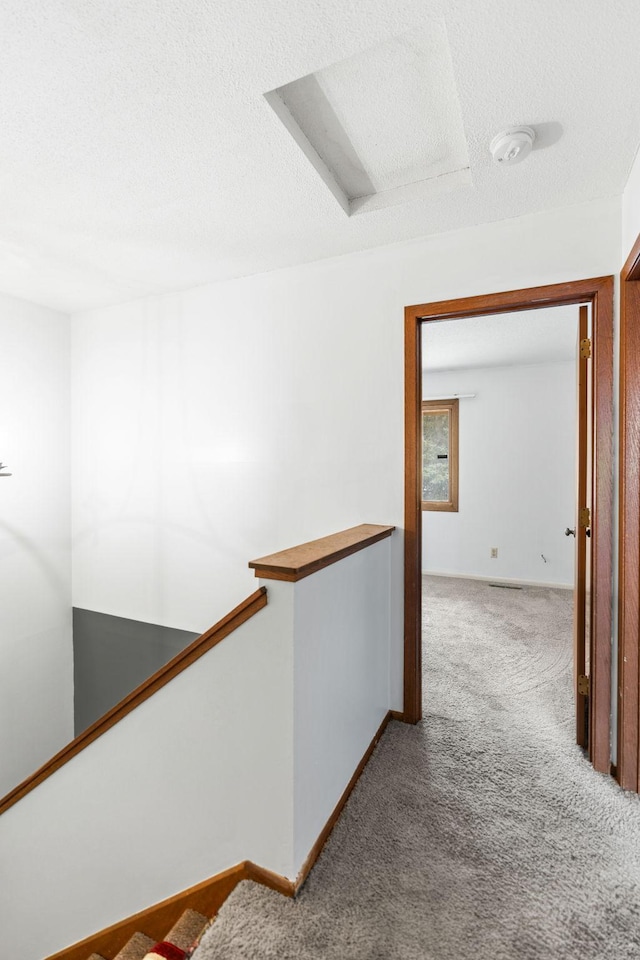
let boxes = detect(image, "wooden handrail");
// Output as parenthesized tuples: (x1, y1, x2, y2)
(249, 524, 395, 582)
(0, 587, 268, 816)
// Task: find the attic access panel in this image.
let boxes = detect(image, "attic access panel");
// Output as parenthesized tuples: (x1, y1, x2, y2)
(265, 22, 471, 216)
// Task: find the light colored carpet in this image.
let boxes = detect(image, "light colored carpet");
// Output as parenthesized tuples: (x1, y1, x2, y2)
(194, 576, 640, 959)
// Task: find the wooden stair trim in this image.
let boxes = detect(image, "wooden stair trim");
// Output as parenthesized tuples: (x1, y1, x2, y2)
(249, 523, 395, 582)
(0, 587, 268, 816)
(44, 864, 247, 960)
(43, 860, 289, 960)
(43, 711, 393, 960)
(245, 861, 295, 897)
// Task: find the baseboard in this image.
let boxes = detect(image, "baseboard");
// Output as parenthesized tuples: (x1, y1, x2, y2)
(294, 709, 392, 891)
(45, 711, 393, 959)
(245, 861, 295, 897)
(424, 571, 574, 590)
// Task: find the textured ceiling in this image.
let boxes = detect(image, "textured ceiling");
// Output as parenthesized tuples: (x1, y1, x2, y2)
(422, 305, 579, 372)
(0, 0, 639, 312)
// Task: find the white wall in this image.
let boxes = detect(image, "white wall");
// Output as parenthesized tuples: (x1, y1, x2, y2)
(0, 294, 72, 795)
(71, 196, 621, 710)
(2, 537, 392, 960)
(1, 590, 294, 960)
(422, 362, 577, 587)
(293, 538, 390, 870)
(622, 144, 640, 261)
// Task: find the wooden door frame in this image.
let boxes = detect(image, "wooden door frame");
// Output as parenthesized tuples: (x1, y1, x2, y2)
(404, 277, 614, 775)
(618, 234, 640, 790)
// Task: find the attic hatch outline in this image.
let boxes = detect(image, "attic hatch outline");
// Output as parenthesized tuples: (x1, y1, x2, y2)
(264, 24, 472, 217)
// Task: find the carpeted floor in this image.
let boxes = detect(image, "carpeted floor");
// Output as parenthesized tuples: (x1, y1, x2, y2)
(194, 576, 640, 959)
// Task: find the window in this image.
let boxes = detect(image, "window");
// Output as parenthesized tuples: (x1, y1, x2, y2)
(422, 398, 459, 512)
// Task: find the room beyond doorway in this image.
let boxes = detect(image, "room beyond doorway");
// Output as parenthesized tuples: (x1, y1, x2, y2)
(421, 305, 581, 759)
(421, 306, 579, 591)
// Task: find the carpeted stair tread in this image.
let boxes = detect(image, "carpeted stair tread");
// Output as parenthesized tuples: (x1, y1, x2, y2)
(113, 932, 155, 960)
(194, 882, 296, 959)
(164, 909, 210, 951)
(87, 955, 106, 960)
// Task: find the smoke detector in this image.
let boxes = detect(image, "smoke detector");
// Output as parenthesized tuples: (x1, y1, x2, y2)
(490, 126, 535, 165)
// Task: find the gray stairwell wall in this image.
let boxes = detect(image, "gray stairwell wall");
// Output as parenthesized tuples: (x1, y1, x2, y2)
(73, 609, 198, 735)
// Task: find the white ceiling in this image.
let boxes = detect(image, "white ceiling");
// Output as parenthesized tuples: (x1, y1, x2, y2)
(0, 1, 639, 313)
(422, 305, 579, 371)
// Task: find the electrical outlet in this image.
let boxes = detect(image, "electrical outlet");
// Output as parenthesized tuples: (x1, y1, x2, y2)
(490, 547, 498, 559)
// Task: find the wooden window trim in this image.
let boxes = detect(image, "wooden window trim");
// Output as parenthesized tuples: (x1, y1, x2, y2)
(421, 399, 459, 512)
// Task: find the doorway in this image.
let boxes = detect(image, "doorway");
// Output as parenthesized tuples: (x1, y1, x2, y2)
(403, 278, 614, 775)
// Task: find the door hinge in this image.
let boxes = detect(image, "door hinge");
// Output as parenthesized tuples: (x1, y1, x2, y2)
(578, 674, 591, 697)
(580, 338, 592, 359)
(579, 507, 591, 528)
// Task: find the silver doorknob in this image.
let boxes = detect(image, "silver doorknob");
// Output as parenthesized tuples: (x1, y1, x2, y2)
(565, 527, 576, 537)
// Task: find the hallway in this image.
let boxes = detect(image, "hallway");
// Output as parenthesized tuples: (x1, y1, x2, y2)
(196, 576, 640, 959)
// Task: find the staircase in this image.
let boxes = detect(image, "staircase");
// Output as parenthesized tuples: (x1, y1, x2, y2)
(2, 525, 394, 960)
(86, 909, 209, 960)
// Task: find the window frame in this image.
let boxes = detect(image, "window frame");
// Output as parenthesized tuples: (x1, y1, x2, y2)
(421, 398, 459, 512)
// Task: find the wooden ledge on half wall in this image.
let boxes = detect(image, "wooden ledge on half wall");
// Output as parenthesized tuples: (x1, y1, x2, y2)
(248, 523, 395, 583)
